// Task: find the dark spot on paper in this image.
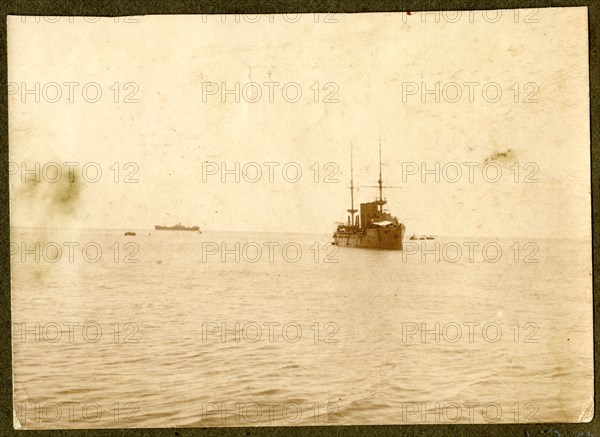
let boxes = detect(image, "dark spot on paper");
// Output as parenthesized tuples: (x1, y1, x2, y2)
(21, 176, 41, 196)
(49, 170, 82, 215)
(18, 163, 83, 218)
(484, 148, 515, 164)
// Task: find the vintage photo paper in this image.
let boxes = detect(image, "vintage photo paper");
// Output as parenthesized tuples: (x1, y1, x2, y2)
(8, 8, 592, 428)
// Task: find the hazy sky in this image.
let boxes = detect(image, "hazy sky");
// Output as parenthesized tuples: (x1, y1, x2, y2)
(8, 9, 590, 237)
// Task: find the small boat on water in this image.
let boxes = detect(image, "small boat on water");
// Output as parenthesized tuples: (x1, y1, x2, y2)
(409, 234, 434, 240)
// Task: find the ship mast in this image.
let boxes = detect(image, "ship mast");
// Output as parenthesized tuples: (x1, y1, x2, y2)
(347, 142, 358, 226)
(377, 136, 387, 213)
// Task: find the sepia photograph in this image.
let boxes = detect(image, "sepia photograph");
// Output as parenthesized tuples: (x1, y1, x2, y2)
(7, 8, 594, 429)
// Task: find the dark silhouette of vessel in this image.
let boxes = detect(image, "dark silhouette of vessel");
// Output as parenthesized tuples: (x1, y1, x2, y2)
(154, 223, 200, 232)
(332, 140, 405, 250)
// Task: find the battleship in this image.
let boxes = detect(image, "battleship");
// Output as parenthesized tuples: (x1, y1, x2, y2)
(154, 223, 201, 232)
(332, 141, 406, 250)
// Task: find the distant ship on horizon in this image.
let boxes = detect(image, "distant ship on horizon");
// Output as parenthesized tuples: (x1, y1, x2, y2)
(154, 223, 201, 232)
(332, 140, 405, 250)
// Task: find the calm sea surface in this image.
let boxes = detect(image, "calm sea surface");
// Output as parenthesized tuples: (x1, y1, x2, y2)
(10, 228, 593, 428)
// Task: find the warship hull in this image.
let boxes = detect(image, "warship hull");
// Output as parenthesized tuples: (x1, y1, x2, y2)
(333, 226, 405, 250)
(154, 225, 200, 231)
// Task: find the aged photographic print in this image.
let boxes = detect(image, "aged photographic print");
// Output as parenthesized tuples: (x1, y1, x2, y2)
(8, 8, 592, 428)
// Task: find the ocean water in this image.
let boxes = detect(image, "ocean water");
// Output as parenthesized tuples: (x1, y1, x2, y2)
(10, 228, 593, 428)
